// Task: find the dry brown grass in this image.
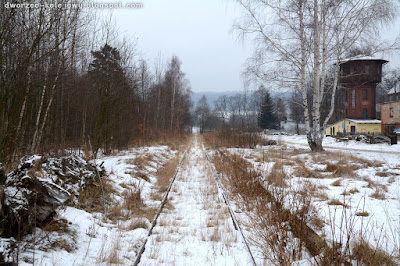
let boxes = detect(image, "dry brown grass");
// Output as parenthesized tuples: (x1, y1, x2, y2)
(355, 211, 369, 217)
(388, 176, 396, 184)
(331, 179, 342, 186)
(42, 218, 70, 233)
(267, 161, 288, 187)
(325, 163, 358, 178)
(294, 163, 319, 178)
(77, 177, 114, 213)
(349, 188, 360, 194)
(370, 189, 386, 200)
(204, 133, 395, 265)
(352, 239, 396, 266)
(104, 237, 122, 264)
(122, 187, 144, 212)
(127, 219, 148, 230)
(202, 128, 263, 149)
(209, 147, 328, 263)
(376, 171, 390, 177)
(313, 190, 329, 201)
(364, 177, 377, 188)
(156, 156, 179, 193)
(129, 130, 189, 151)
(327, 199, 348, 207)
(315, 151, 382, 169)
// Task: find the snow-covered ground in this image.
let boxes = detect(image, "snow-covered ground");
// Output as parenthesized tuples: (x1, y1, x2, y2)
(230, 134, 400, 261)
(13, 137, 259, 265)
(7, 134, 399, 265)
(270, 134, 400, 163)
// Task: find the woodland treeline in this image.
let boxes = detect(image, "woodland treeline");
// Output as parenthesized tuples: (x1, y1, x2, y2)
(0, 2, 192, 163)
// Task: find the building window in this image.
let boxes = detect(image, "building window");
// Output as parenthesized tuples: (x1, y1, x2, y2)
(350, 65, 355, 75)
(363, 108, 368, 118)
(390, 107, 394, 118)
(363, 89, 368, 100)
(352, 89, 356, 109)
(364, 64, 370, 74)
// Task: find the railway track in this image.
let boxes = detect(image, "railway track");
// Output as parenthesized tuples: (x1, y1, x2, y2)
(133, 144, 191, 266)
(202, 143, 257, 266)
(133, 135, 257, 265)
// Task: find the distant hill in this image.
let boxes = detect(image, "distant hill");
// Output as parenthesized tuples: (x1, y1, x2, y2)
(191, 91, 241, 110)
(191, 90, 292, 110)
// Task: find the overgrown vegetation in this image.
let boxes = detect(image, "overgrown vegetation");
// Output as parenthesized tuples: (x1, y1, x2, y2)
(208, 147, 326, 264)
(204, 131, 398, 265)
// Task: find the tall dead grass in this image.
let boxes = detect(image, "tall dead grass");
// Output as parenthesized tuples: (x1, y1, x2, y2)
(155, 156, 179, 193)
(130, 130, 189, 151)
(77, 177, 114, 213)
(210, 148, 327, 264)
(203, 127, 262, 149)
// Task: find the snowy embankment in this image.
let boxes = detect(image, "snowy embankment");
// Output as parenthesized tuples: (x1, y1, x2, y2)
(230, 134, 400, 262)
(15, 146, 178, 265)
(270, 134, 400, 163)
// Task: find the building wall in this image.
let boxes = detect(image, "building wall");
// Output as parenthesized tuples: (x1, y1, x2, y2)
(345, 85, 376, 119)
(381, 101, 400, 135)
(381, 102, 400, 125)
(325, 119, 381, 136)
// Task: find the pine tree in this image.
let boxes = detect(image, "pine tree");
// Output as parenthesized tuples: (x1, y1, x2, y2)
(258, 91, 278, 129)
(88, 44, 132, 154)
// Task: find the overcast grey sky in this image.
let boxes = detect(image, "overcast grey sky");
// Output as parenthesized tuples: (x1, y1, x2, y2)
(111, 0, 251, 92)
(108, 0, 400, 93)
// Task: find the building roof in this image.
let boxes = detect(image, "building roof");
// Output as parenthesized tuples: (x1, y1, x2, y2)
(346, 118, 381, 124)
(339, 55, 388, 65)
(382, 92, 400, 104)
(326, 118, 381, 127)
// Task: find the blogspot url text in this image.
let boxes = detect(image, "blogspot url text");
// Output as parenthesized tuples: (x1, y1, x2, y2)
(4, 2, 144, 9)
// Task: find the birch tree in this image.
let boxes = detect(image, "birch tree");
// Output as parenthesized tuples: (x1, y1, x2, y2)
(236, 0, 399, 151)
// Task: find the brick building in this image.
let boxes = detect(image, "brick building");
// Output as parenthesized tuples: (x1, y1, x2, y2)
(326, 57, 388, 136)
(381, 92, 400, 139)
(339, 57, 388, 119)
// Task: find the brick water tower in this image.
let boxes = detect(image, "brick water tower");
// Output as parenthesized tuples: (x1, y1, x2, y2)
(339, 57, 388, 119)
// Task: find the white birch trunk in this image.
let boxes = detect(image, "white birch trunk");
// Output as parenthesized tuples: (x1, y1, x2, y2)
(31, 59, 50, 153)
